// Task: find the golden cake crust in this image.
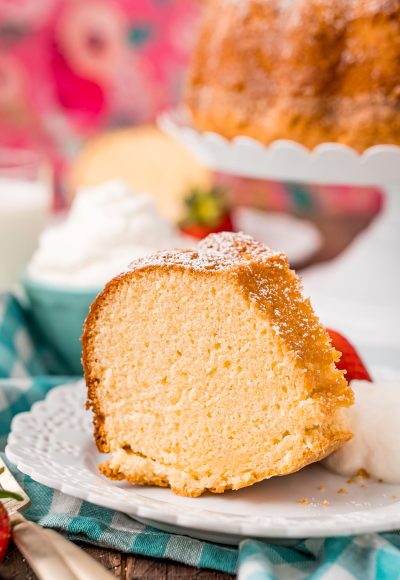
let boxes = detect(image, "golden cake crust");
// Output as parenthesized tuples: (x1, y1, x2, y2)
(83, 233, 353, 497)
(184, 0, 400, 151)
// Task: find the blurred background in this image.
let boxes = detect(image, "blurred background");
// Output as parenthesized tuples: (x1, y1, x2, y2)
(0, 0, 380, 208)
(0, 0, 199, 202)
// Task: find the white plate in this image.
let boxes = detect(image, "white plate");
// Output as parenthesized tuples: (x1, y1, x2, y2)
(232, 208, 322, 266)
(6, 379, 400, 545)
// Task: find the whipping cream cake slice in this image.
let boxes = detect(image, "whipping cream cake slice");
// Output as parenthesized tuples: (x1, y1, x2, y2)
(82, 232, 353, 497)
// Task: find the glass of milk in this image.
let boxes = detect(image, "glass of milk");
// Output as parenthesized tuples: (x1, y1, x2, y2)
(0, 148, 52, 290)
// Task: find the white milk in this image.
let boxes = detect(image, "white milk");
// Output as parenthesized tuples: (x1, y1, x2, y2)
(0, 179, 51, 289)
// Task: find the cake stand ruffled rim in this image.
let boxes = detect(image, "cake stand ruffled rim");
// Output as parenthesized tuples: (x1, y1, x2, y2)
(158, 108, 400, 186)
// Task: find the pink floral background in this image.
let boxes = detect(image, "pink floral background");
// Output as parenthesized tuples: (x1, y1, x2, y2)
(0, 0, 199, 180)
(0, 0, 381, 216)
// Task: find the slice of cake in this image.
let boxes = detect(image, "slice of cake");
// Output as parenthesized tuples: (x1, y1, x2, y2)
(82, 232, 353, 497)
(68, 125, 212, 222)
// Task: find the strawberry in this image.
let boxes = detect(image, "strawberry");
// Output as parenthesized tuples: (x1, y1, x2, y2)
(179, 187, 234, 240)
(0, 467, 23, 561)
(180, 214, 234, 239)
(327, 329, 372, 383)
(0, 502, 10, 561)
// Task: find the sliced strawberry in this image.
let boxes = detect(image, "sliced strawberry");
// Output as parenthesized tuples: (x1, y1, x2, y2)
(180, 222, 216, 239)
(0, 503, 11, 561)
(180, 213, 234, 239)
(0, 466, 23, 561)
(215, 213, 234, 233)
(179, 187, 234, 239)
(327, 328, 372, 383)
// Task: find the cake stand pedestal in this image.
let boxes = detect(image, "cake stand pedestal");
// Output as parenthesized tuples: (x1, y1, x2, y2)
(159, 111, 400, 367)
(302, 183, 400, 368)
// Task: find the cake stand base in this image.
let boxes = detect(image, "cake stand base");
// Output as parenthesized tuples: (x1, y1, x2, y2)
(302, 184, 400, 358)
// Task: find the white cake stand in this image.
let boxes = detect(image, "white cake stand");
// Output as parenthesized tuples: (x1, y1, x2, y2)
(159, 110, 400, 367)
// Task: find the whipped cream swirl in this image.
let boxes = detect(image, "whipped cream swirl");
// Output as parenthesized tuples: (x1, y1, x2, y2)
(28, 180, 188, 287)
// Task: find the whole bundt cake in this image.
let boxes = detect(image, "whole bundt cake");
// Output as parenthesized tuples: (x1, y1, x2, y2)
(184, 0, 400, 151)
(83, 232, 353, 497)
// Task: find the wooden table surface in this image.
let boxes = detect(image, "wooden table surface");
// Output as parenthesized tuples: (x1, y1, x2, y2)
(1, 542, 234, 579)
(0, 214, 373, 580)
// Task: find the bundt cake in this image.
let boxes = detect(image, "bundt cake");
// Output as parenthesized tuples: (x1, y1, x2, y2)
(184, 0, 400, 151)
(82, 232, 353, 497)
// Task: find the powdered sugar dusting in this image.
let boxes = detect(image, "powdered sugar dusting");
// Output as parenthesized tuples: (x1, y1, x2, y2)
(127, 231, 284, 273)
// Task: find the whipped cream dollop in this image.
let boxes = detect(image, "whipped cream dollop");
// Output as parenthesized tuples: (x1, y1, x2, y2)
(324, 380, 400, 483)
(28, 180, 188, 287)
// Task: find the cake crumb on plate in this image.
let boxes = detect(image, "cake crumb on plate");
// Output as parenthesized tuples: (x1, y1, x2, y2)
(297, 498, 310, 505)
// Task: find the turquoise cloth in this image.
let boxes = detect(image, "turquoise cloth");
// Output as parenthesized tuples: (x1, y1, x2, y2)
(1, 293, 400, 579)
